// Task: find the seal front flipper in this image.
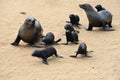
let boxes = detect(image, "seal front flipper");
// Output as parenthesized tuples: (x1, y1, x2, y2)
(11, 35, 21, 46)
(42, 59, 48, 65)
(87, 24, 93, 31)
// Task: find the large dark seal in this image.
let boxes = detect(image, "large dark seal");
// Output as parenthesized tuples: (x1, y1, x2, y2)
(70, 43, 93, 58)
(42, 32, 61, 45)
(11, 16, 43, 45)
(79, 3, 114, 31)
(65, 30, 79, 45)
(66, 14, 81, 27)
(32, 47, 63, 65)
(95, 4, 105, 12)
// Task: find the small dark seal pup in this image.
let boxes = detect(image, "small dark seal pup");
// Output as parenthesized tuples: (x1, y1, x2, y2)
(32, 47, 63, 65)
(64, 23, 75, 31)
(79, 3, 114, 31)
(95, 4, 105, 12)
(11, 16, 43, 45)
(65, 30, 79, 45)
(70, 43, 93, 58)
(42, 32, 61, 45)
(67, 14, 81, 27)
(64, 23, 79, 33)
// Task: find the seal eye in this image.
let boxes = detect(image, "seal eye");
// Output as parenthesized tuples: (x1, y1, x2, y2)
(28, 19, 31, 22)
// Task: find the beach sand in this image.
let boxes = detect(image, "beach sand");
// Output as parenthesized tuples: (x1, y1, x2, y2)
(0, 0, 120, 80)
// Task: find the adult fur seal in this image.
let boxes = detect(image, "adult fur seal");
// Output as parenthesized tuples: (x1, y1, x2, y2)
(66, 14, 81, 27)
(95, 4, 105, 12)
(42, 32, 61, 45)
(11, 16, 43, 45)
(70, 43, 93, 58)
(32, 47, 63, 65)
(65, 30, 79, 45)
(79, 3, 114, 31)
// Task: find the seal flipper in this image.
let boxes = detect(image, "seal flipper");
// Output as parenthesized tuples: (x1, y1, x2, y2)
(42, 59, 48, 65)
(87, 24, 93, 31)
(70, 55, 77, 58)
(54, 38, 62, 44)
(11, 35, 21, 46)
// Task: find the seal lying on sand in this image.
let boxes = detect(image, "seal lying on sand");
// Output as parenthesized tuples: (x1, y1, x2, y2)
(65, 30, 79, 45)
(32, 47, 63, 65)
(70, 43, 93, 58)
(66, 14, 81, 27)
(79, 3, 114, 31)
(42, 32, 61, 45)
(95, 4, 105, 12)
(11, 16, 43, 46)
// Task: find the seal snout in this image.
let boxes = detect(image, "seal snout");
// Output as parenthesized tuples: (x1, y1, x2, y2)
(79, 4, 85, 9)
(32, 50, 37, 56)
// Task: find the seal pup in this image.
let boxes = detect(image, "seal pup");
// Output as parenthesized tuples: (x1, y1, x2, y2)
(79, 3, 114, 31)
(42, 32, 61, 45)
(65, 30, 79, 45)
(95, 4, 105, 12)
(66, 14, 81, 28)
(32, 47, 63, 65)
(70, 43, 93, 58)
(64, 23, 79, 33)
(11, 16, 43, 46)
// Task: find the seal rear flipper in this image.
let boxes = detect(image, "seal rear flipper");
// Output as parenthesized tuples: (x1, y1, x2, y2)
(42, 60, 48, 65)
(54, 38, 62, 44)
(87, 50, 94, 53)
(57, 55, 63, 58)
(104, 27, 115, 31)
(70, 55, 77, 58)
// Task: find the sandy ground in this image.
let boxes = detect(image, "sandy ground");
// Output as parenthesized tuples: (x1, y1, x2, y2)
(0, 0, 120, 80)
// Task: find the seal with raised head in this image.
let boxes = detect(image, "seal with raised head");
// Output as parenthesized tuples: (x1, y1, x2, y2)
(70, 43, 93, 58)
(65, 30, 79, 45)
(11, 16, 43, 46)
(95, 4, 105, 12)
(66, 14, 81, 27)
(32, 47, 63, 65)
(64, 23, 79, 33)
(42, 32, 61, 45)
(79, 3, 114, 31)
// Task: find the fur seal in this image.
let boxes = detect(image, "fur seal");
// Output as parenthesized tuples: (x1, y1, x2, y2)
(64, 23, 75, 31)
(32, 47, 63, 65)
(11, 16, 43, 45)
(65, 30, 79, 45)
(66, 14, 81, 27)
(64, 23, 79, 33)
(79, 3, 114, 31)
(42, 32, 61, 45)
(70, 43, 93, 58)
(95, 4, 105, 12)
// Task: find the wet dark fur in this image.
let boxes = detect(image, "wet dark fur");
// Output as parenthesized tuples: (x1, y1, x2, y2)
(70, 43, 92, 58)
(68, 14, 81, 26)
(65, 30, 79, 45)
(42, 32, 61, 45)
(32, 47, 63, 65)
(95, 4, 105, 12)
